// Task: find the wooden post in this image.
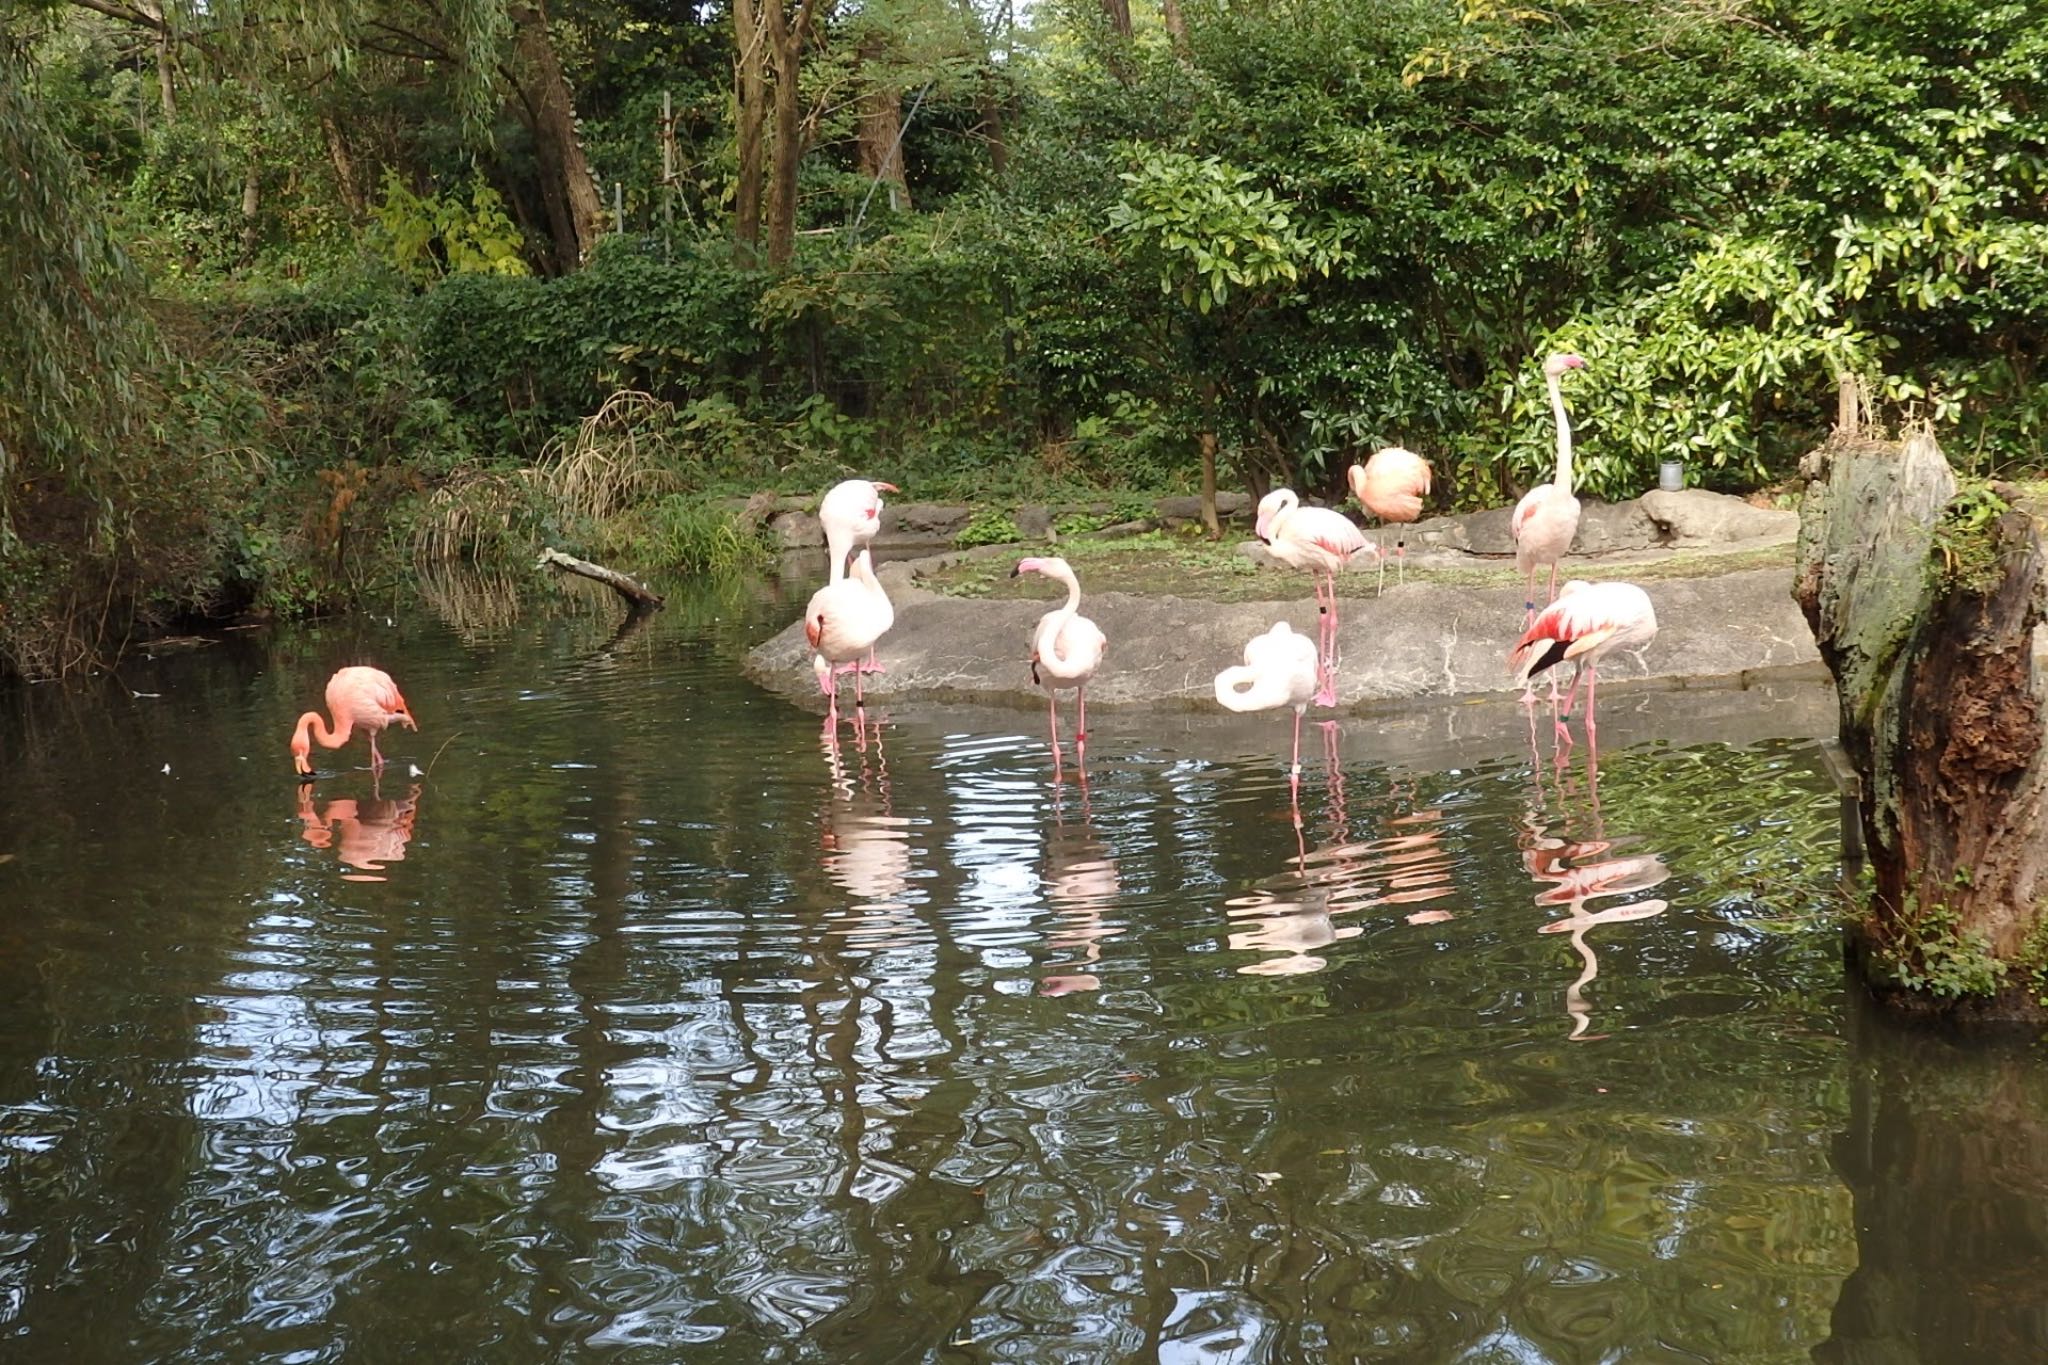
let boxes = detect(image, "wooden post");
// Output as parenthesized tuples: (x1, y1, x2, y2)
(1792, 429, 2048, 1022)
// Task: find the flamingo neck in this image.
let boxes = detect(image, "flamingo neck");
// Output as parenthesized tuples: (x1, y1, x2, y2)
(825, 523, 851, 584)
(1036, 572, 1082, 661)
(296, 709, 351, 752)
(1547, 373, 1574, 494)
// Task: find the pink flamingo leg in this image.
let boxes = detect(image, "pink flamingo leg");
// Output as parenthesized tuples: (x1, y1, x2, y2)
(1583, 665, 1600, 740)
(1375, 529, 1387, 597)
(860, 647, 886, 675)
(1075, 686, 1089, 764)
(369, 731, 385, 771)
(1289, 705, 1304, 781)
(1047, 692, 1064, 784)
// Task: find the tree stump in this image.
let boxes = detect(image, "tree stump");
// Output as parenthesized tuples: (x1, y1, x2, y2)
(1793, 428, 2048, 1021)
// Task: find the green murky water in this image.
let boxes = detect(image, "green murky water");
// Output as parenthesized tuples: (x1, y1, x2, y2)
(1, 577, 2041, 1363)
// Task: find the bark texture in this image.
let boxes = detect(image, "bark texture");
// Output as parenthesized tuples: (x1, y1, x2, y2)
(511, 0, 605, 269)
(732, 0, 767, 257)
(854, 36, 910, 214)
(764, 0, 821, 269)
(1792, 427, 2048, 1021)
(538, 547, 665, 610)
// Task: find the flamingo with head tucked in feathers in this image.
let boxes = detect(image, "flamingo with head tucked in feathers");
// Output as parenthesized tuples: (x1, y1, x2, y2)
(1014, 556, 1107, 771)
(1511, 353, 1587, 622)
(1509, 580, 1658, 744)
(819, 478, 898, 672)
(805, 547, 895, 732)
(291, 666, 416, 779)
(1255, 488, 1378, 708)
(1214, 620, 1321, 800)
(1348, 445, 1432, 594)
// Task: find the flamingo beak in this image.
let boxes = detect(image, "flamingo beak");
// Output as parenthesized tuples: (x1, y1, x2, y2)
(873, 481, 899, 493)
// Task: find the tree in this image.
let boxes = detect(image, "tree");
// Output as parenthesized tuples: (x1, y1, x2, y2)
(1793, 419, 2048, 1021)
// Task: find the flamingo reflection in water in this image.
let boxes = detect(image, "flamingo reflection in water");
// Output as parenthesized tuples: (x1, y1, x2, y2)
(1224, 723, 1458, 975)
(819, 713, 925, 951)
(1520, 701, 1670, 1040)
(296, 778, 423, 881)
(1037, 781, 1123, 996)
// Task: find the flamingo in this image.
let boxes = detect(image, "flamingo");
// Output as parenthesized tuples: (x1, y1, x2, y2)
(1511, 352, 1587, 622)
(1347, 445, 1432, 594)
(1214, 620, 1321, 800)
(1509, 580, 1658, 744)
(805, 547, 895, 732)
(819, 478, 898, 672)
(1014, 556, 1107, 771)
(1254, 488, 1378, 708)
(290, 666, 416, 778)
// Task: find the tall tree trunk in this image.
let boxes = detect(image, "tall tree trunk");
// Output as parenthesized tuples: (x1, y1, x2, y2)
(237, 158, 261, 264)
(1198, 379, 1221, 540)
(732, 0, 767, 259)
(854, 37, 910, 213)
(319, 113, 363, 215)
(1161, 0, 1193, 62)
(510, 0, 604, 268)
(1100, 0, 1132, 38)
(764, 0, 820, 269)
(975, 70, 1007, 176)
(1792, 425, 2048, 1022)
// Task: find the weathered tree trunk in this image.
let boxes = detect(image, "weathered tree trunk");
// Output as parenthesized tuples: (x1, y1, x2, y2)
(732, 0, 768, 259)
(1792, 426, 2048, 1021)
(854, 36, 910, 214)
(537, 547, 665, 611)
(319, 113, 364, 216)
(975, 72, 1008, 176)
(1099, 0, 1132, 38)
(237, 158, 262, 264)
(1197, 379, 1221, 540)
(1161, 0, 1193, 63)
(764, 0, 820, 269)
(511, 0, 605, 268)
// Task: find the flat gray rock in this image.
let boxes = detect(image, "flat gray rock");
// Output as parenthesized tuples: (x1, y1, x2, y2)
(746, 568, 1821, 712)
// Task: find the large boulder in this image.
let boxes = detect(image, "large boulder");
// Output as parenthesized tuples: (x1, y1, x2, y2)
(1642, 488, 1798, 545)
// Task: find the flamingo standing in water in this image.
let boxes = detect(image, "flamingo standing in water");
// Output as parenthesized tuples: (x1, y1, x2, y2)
(1511, 353, 1587, 623)
(805, 547, 895, 731)
(1509, 580, 1658, 744)
(819, 478, 898, 673)
(1214, 621, 1321, 800)
(290, 666, 416, 778)
(1014, 556, 1107, 772)
(1255, 488, 1378, 707)
(1348, 445, 1432, 594)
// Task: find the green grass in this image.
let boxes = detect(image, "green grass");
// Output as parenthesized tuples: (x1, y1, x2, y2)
(922, 529, 1796, 603)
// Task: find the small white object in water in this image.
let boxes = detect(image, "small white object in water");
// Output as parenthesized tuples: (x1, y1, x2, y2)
(161, 764, 171, 775)
(409, 763, 425, 778)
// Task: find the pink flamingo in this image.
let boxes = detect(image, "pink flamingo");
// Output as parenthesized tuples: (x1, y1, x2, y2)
(805, 547, 895, 731)
(290, 666, 416, 778)
(1213, 620, 1320, 801)
(1254, 488, 1378, 708)
(1347, 445, 1432, 594)
(1509, 580, 1658, 744)
(1014, 556, 1107, 772)
(1511, 352, 1588, 622)
(819, 478, 898, 672)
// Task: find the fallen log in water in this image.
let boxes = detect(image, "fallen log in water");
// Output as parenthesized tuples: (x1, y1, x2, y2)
(536, 547, 665, 611)
(1793, 424, 2048, 1022)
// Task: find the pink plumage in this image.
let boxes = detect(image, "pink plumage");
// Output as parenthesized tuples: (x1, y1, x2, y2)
(1255, 488, 1377, 708)
(291, 666, 416, 776)
(1348, 445, 1432, 592)
(805, 548, 895, 729)
(1511, 353, 1587, 614)
(1509, 580, 1658, 741)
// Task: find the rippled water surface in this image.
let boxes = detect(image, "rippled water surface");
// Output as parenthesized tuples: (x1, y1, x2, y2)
(1, 577, 2040, 1363)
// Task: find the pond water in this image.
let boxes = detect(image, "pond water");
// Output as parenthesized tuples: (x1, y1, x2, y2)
(1, 576, 2043, 1363)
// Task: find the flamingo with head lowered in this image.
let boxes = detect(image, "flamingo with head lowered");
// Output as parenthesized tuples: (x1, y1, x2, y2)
(1511, 352, 1587, 623)
(1014, 556, 1107, 773)
(1255, 488, 1378, 708)
(819, 478, 898, 672)
(1509, 580, 1658, 744)
(805, 547, 895, 733)
(1214, 620, 1321, 801)
(1348, 445, 1432, 594)
(291, 666, 416, 779)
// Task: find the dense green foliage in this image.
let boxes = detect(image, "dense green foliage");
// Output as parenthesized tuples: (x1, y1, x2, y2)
(4, 0, 2047, 674)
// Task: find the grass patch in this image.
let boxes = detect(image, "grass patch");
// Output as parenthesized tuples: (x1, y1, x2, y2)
(922, 531, 1796, 602)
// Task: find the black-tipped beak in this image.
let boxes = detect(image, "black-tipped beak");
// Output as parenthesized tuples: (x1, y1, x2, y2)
(1010, 564, 1023, 578)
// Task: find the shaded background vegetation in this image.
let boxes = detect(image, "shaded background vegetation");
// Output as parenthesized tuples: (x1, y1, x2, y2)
(3, 0, 2045, 676)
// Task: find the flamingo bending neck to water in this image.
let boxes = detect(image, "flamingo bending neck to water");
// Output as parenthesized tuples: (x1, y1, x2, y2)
(1348, 446, 1432, 594)
(1511, 353, 1587, 622)
(1255, 488, 1377, 708)
(1015, 556, 1107, 772)
(1214, 620, 1321, 802)
(1509, 580, 1658, 744)
(819, 478, 898, 672)
(806, 547, 895, 732)
(291, 666, 416, 778)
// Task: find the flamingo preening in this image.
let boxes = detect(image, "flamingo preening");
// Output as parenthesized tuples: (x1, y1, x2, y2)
(1511, 353, 1587, 622)
(805, 547, 895, 732)
(1348, 445, 1432, 594)
(1014, 556, 1107, 773)
(819, 478, 898, 673)
(1254, 488, 1378, 708)
(290, 666, 416, 778)
(1213, 620, 1321, 800)
(1509, 580, 1659, 744)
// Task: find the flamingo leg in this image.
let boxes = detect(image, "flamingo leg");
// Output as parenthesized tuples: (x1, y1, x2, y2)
(1397, 536, 1407, 585)
(1583, 664, 1600, 741)
(1289, 705, 1303, 780)
(859, 647, 886, 675)
(1375, 529, 1387, 597)
(369, 732, 385, 771)
(1075, 686, 1089, 763)
(1047, 691, 1064, 784)
(853, 665, 867, 711)
(1314, 574, 1340, 708)
(1548, 563, 1561, 603)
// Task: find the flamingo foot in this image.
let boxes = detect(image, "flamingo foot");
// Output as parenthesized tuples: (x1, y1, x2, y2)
(1313, 678, 1339, 709)
(858, 650, 887, 675)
